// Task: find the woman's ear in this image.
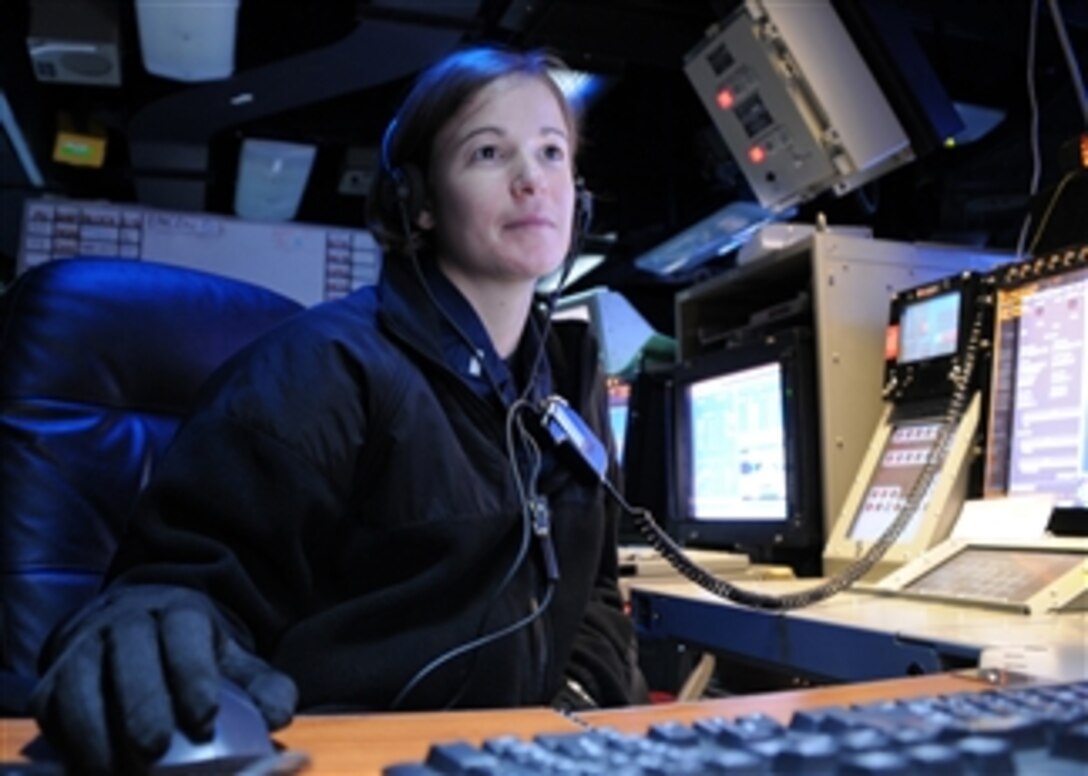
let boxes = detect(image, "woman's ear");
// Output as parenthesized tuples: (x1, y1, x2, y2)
(416, 207, 435, 231)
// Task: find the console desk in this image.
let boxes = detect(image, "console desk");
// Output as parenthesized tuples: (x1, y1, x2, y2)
(628, 577, 1087, 682)
(0, 672, 1001, 774)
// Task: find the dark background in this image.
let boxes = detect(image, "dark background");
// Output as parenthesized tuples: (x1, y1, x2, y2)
(3, 0, 1087, 331)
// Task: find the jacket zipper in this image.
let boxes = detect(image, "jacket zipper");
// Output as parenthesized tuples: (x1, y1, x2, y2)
(528, 494, 558, 701)
(387, 316, 553, 698)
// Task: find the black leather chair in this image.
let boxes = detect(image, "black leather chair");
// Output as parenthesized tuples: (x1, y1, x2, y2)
(0, 258, 304, 714)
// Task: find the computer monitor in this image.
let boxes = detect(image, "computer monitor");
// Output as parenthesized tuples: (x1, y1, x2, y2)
(984, 247, 1088, 535)
(669, 328, 823, 571)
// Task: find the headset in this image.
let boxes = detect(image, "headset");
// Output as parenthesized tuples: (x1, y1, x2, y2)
(375, 119, 428, 233)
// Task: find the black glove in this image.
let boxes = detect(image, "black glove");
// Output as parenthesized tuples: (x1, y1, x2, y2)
(30, 584, 297, 775)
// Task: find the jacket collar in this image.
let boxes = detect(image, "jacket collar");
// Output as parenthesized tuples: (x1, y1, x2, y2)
(376, 252, 448, 364)
(377, 253, 554, 408)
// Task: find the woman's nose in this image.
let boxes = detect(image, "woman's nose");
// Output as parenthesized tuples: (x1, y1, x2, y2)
(512, 155, 545, 196)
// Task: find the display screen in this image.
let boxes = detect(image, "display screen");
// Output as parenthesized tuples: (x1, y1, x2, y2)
(607, 378, 630, 464)
(898, 290, 961, 364)
(986, 264, 1088, 509)
(686, 361, 787, 521)
(847, 421, 944, 542)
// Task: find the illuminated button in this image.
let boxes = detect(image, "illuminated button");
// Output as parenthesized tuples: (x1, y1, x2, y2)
(716, 88, 735, 109)
(748, 145, 766, 164)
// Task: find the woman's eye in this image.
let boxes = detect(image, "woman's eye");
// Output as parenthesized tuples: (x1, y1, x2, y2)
(542, 144, 566, 162)
(471, 145, 500, 162)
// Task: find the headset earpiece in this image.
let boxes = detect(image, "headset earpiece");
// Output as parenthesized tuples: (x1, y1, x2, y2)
(385, 161, 427, 229)
(379, 117, 428, 236)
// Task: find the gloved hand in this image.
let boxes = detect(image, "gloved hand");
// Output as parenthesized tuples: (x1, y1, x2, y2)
(30, 584, 297, 775)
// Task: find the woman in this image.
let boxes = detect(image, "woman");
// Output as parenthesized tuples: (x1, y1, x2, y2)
(31, 45, 645, 773)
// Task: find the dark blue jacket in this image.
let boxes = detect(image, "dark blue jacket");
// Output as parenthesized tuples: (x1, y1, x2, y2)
(96, 256, 641, 711)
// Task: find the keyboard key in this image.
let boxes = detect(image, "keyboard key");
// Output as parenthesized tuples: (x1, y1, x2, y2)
(534, 731, 608, 761)
(383, 766, 444, 776)
(768, 733, 840, 773)
(903, 742, 964, 774)
(699, 713, 784, 746)
(647, 722, 700, 747)
(838, 728, 894, 753)
(425, 741, 504, 774)
(889, 726, 943, 747)
(1052, 722, 1088, 763)
(955, 735, 1015, 771)
(700, 748, 765, 774)
(839, 750, 913, 775)
(790, 706, 859, 733)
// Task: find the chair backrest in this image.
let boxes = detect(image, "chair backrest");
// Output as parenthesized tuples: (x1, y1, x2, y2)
(0, 258, 303, 709)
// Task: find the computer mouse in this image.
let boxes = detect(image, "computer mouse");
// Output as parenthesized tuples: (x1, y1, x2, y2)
(150, 680, 276, 773)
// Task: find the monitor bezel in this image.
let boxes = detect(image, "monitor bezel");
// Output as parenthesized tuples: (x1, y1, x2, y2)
(884, 273, 981, 403)
(669, 327, 822, 556)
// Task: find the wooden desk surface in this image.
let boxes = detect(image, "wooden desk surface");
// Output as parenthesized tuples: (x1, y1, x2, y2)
(579, 671, 991, 732)
(0, 672, 1006, 774)
(275, 707, 580, 773)
(0, 706, 580, 774)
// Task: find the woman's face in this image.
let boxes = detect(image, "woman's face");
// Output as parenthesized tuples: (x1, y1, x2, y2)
(423, 74, 576, 287)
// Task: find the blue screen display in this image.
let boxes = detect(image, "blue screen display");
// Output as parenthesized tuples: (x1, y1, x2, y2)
(899, 291, 960, 364)
(686, 361, 787, 521)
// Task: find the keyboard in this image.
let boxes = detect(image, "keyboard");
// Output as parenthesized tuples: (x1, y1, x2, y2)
(381, 679, 1088, 774)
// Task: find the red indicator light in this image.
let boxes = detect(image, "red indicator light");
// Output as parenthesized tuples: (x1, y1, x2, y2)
(748, 145, 766, 164)
(716, 88, 735, 109)
(885, 325, 900, 361)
